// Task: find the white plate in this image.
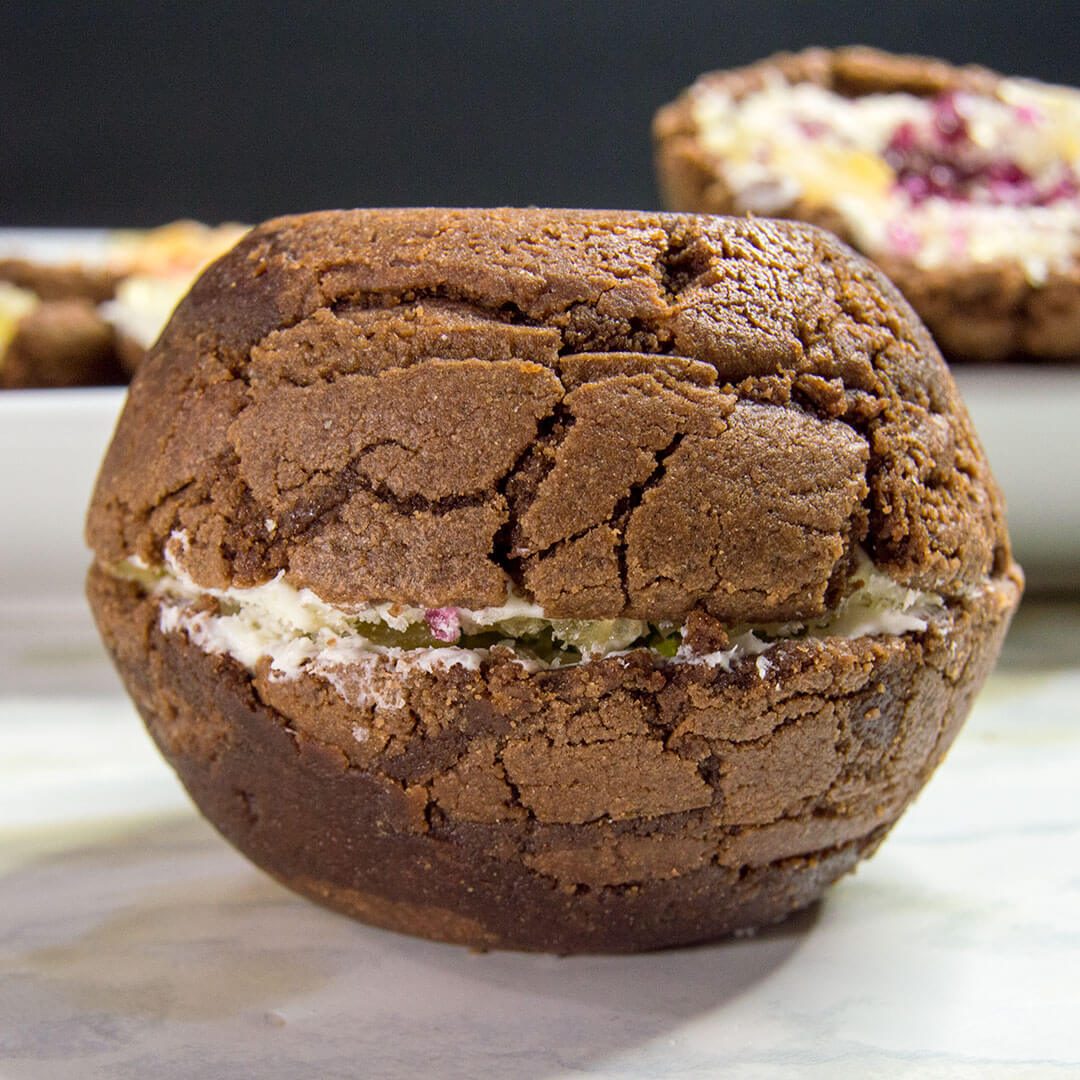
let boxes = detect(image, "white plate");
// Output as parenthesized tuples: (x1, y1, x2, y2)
(0, 387, 126, 604)
(0, 226, 112, 265)
(955, 367, 1080, 590)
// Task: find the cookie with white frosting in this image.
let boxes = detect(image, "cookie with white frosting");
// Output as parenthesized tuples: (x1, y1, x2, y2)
(0, 221, 246, 388)
(655, 47, 1080, 362)
(86, 208, 1022, 951)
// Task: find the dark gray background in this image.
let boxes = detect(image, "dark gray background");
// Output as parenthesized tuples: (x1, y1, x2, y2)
(3, 0, 1077, 226)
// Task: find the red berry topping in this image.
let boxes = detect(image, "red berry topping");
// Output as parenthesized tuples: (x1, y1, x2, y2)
(884, 92, 1077, 209)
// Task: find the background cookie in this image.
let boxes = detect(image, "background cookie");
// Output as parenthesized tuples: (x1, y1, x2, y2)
(0, 222, 246, 388)
(0, 294, 123, 390)
(87, 208, 1022, 952)
(655, 47, 1080, 363)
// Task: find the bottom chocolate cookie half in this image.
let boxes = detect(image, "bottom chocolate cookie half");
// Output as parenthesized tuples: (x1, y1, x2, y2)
(88, 565, 1019, 953)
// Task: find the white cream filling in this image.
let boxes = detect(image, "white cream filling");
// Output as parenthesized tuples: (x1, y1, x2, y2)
(150, 536, 552, 641)
(100, 274, 193, 349)
(125, 538, 945, 709)
(677, 552, 941, 673)
(691, 74, 1080, 283)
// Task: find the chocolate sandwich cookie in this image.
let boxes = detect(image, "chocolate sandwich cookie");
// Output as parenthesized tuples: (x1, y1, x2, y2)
(655, 47, 1080, 363)
(86, 208, 1022, 952)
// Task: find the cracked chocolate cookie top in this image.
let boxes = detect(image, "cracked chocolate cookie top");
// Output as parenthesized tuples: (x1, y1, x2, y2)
(86, 208, 1010, 623)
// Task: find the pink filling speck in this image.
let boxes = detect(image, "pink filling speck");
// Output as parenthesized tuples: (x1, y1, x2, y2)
(948, 224, 968, 259)
(888, 120, 918, 154)
(886, 220, 922, 257)
(932, 92, 969, 145)
(424, 608, 461, 643)
(798, 118, 828, 138)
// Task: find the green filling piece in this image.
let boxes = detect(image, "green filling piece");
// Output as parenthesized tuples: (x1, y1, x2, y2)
(354, 621, 437, 649)
(351, 614, 684, 663)
(646, 626, 682, 658)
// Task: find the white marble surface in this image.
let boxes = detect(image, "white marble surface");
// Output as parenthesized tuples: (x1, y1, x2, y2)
(2, 612, 1079, 1080)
